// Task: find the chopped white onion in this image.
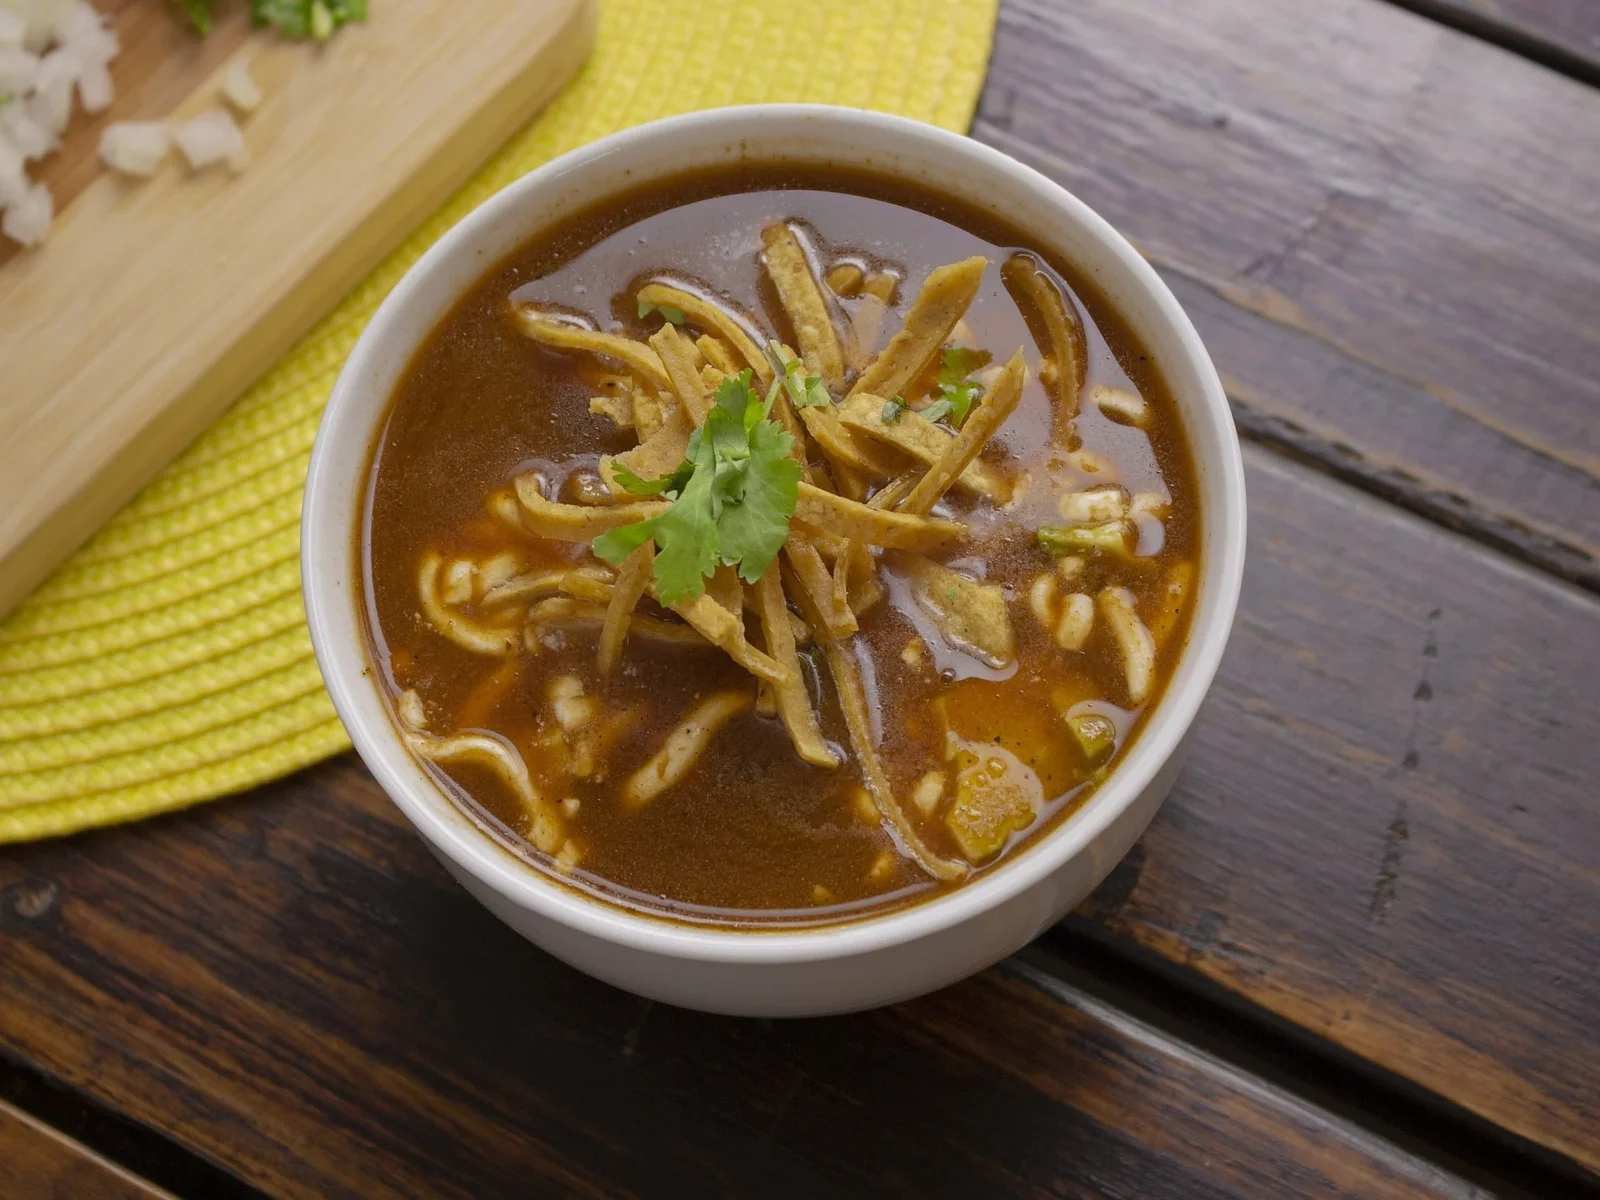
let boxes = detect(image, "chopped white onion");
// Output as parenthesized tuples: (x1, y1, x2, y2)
(74, 51, 108, 110)
(53, 0, 114, 62)
(174, 108, 248, 173)
(1, 177, 50, 244)
(99, 119, 166, 176)
(0, 0, 123, 246)
(0, 98, 54, 160)
(31, 47, 75, 131)
(0, 10, 26, 50)
(0, 46, 39, 94)
(220, 60, 261, 114)
(0, 129, 26, 206)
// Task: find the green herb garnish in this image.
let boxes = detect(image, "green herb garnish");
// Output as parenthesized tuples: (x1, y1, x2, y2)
(177, 0, 366, 39)
(763, 341, 831, 409)
(932, 346, 984, 427)
(594, 371, 802, 603)
(637, 299, 686, 325)
(880, 396, 906, 423)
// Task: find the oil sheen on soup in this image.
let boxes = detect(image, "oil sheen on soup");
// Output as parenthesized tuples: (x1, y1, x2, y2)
(363, 164, 1200, 927)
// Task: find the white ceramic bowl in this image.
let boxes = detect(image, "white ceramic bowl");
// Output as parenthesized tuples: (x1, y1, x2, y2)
(302, 105, 1246, 1017)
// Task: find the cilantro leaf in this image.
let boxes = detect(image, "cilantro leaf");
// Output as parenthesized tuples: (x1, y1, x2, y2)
(591, 371, 799, 602)
(247, 0, 365, 39)
(610, 457, 695, 498)
(764, 341, 831, 409)
(173, 0, 216, 33)
(592, 518, 658, 566)
(918, 398, 954, 424)
(637, 299, 686, 325)
(718, 417, 801, 583)
(640, 432, 722, 605)
(881, 396, 906, 423)
(934, 345, 985, 426)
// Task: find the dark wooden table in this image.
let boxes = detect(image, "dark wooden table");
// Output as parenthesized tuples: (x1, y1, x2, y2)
(3, 1, 1597, 1196)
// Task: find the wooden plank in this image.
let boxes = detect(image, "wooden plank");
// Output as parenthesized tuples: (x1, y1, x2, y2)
(1069, 446, 1600, 1174)
(974, 0, 1600, 590)
(0, 1097, 175, 1200)
(0, 765, 1476, 1199)
(1390, 0, 1600, 82)
(0, 0, 597, 621)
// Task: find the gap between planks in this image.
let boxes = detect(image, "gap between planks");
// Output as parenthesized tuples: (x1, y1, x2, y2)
(1016, 936, 1600, 1200)
(0, 1046, 265, 1200)
(1376, 0, 1600, 89)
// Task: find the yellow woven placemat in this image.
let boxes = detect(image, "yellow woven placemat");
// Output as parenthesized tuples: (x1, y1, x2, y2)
(0, 0, 999, 842)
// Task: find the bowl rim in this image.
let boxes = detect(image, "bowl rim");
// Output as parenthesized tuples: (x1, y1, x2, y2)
(302, 103, 1247, 965)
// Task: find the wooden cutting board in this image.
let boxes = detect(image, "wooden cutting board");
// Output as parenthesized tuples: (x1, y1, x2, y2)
(0, 0, 596, 619)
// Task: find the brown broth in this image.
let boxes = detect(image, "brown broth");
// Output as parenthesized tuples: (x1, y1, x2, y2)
(362, 163, 1200, 926)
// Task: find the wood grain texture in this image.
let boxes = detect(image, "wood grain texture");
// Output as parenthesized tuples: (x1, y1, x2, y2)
(1387, 0, 1600, 81)
(0, 1097, 175, 1200)
(974, 0, 1600, 589)
(0, 773, 1477, 1200)
(1073, 446, 1600, 1173)
(0, 0, 597, 620)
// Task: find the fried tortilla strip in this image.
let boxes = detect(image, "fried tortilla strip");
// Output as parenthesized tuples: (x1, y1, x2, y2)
(795, 481, 966, 551)
(511, 311, 671, 391)
(631, 384, 664, 442)
(783, 533, 857, 638)
(846, 541, 884, 616)
(900, 555, 1015, 668)
(761, 222, 847, 388)
(706, 563, 743, 616)
(696, 334, 741, 377)
(514, 475, 666, 540)
(782, 565, 967, 882)
(838, 392, 1010, 502)
(598, 542, 654, 674)
(1002, 252, 1083, 430)
(636, 281, 771, 383)
(603, 400, 694, 495)
(831, 541, 853, 611)
(796, 402, 905, 485)
(753, 571, 839, 767)
(622, 690, 753, 808)
(755, 681, 779, 717)
(867, 473, 919, 511)
(529, 597, 708, 648)
(649, 323, 713, 425)
(899, 350, 1026, 516)
(588, 391, 634, 430)
(661, 590, 791, 686)
(558, 571, 615, 606)
(847, 256, 987, 400)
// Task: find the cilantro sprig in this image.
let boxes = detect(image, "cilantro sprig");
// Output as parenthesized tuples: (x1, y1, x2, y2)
(929, 346, 984, 427)
(593, 372, 802, 603)
(637, 299, 686, 325)
(175, 0, 366, 39)
(763, 342, 831, 409)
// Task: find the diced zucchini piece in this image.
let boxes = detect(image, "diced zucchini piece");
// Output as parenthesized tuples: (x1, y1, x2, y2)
(1036, 519, 1135, 559)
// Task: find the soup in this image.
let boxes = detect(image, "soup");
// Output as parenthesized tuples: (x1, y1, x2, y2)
(362, 164, 1199, 927)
